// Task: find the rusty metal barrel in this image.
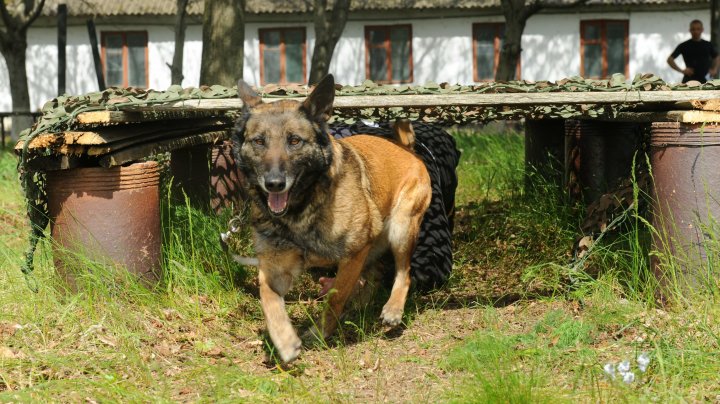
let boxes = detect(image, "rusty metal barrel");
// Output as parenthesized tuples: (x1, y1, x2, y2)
(47, 161, 161, 286)
(211, 140, 246, 212)
(565, 120, 643, 203)
(650, 122, 720, 288)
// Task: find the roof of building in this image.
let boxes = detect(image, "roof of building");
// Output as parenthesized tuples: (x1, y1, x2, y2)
(36, 0, 708, 17)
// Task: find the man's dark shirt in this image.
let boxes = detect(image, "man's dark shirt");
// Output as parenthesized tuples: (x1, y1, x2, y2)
(671, 39, 718, 83)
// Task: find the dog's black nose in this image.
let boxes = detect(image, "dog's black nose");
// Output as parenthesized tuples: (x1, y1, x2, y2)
(265, 175, 286, 192)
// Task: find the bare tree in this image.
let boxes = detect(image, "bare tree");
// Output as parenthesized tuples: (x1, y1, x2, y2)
(200, 0, 245, 86)
(712, 0, 720, 78)
(0, 0, 46, 138)
(168, 0, 191, 85)
(308, 0, 351, 85)
(495, 0, 586, 81)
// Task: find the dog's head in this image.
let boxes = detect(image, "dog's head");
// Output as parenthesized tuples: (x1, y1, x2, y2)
(231, 75, 336, 217)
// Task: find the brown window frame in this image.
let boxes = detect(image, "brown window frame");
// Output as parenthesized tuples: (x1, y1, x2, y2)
(580, 20, 629, 79)
(100, 31, 149, 88)
(472, 22, 521, 82)
(364, 24, 414, 84)
(259, 27, 307, 85)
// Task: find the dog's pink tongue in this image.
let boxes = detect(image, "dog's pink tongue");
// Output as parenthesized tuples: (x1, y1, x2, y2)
(268, 191, 289, 213)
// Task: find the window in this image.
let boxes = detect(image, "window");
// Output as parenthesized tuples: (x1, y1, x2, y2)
(101, 31, 148, 88)
(259, 28, 307, 85)
(472, 23, 520, 81)
(365, 25, 413, 84)
(580, 20, 629, 79)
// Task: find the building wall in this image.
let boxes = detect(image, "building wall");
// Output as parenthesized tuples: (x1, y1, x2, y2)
(0, 24, 207, 112)
(328, 16, 506, 85)
(242, 21, 316, 85)
(0, 9, 711, 112)
(629, 10, 707, 80)
(522, 10, 707, 82)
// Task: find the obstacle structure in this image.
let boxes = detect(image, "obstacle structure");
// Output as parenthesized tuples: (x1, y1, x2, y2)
(15, 74, 720, 289)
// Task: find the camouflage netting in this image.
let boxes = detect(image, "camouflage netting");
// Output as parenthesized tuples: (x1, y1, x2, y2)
(17, 73, 720, 148)
(14, 73, 720, 289)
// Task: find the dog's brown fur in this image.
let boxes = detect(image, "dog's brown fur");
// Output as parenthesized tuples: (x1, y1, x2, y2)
(232, 75, 431, 363)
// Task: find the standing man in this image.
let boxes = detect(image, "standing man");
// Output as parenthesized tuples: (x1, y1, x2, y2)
(667, 20, 719, 83)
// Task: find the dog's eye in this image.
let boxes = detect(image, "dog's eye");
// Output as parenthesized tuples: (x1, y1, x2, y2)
(288, 136, 303, 146)
(252, 137, 265, 146)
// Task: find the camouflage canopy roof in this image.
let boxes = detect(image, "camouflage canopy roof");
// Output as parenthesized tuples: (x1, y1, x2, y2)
(38, 0, 708, 17)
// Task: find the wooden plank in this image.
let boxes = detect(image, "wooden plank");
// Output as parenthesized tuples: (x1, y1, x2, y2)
(332, 91, 720, 108)
(25, 155, 90, 171)
(99, 130, 230, 167)
(57, 144, 88, 155)
(15, 133, 69, 150)
(75, 108, 232, 125)
(65, 91, 720, 126)
(608, 110, 720, 123)
(87, 123, 229, 156)
(77, 118, 228, 145)
(163, 91, 720, 109)
(675, 99, 720, 111)
(15, 118, 230, 150)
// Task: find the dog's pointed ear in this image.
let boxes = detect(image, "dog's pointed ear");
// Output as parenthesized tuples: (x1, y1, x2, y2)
(237, 79, 262, 108)
(302, 74, 335, 123)
(234, 79, 259, 145)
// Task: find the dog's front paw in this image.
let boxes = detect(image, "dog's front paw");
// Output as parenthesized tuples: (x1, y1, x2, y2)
(275, 335, 302, 364)
(380, 304, 404, 327)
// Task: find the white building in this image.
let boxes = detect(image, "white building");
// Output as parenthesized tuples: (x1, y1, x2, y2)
(0, 0, 712, 113)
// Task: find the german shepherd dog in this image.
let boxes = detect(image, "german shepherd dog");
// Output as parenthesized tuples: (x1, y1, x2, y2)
(232, 75, 431, 363)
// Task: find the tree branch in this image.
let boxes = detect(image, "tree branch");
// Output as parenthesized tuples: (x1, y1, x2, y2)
(0, 1, 17, 33)
(521, 1, 543, 20)
(539, 0, 590, 10)
(329, 0, 350, 38)
(518, 0, 589, 22)
(20, 0, 47, 33)
(169, 0, 190, 85)
(313, 0, 328, 24)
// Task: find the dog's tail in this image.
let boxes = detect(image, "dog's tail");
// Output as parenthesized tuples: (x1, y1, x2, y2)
(390, 119, 416, 150)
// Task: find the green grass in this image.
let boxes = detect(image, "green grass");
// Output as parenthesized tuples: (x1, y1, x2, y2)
(450, 126, 579, 299)
(442, 127, 720, 402)
(444, 330, 558, 404)
(453, 125, 525, 205)
(1, 125, 720, 401)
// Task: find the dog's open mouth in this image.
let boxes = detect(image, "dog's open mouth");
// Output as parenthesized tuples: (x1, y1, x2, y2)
(267, 190, 290, 215)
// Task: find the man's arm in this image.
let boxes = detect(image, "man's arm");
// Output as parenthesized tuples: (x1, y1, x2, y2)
(710, 55, 720, 77)
(710, 43, 720, 78)
(667, 55, 693, 76)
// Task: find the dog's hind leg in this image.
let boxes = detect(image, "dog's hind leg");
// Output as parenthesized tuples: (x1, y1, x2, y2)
(382, 182, 429, 326)
(258, 251, 303, 363)
(381, 228, 416, 326)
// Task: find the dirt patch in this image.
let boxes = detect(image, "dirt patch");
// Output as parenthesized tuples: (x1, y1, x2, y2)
(0, 209, 24, 235)
(276, 306, 488, 402)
